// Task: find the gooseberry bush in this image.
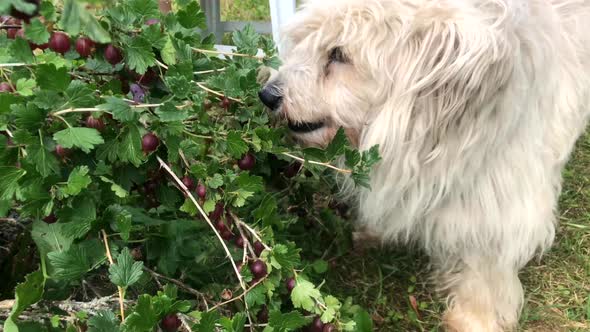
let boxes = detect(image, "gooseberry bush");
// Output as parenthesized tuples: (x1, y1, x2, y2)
(0, 0, 380, 331)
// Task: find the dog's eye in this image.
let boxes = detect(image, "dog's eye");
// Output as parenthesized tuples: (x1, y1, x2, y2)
(328, 47, 347, 63)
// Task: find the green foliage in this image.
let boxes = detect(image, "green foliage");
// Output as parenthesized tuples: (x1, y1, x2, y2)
(1, 0, 380, 331)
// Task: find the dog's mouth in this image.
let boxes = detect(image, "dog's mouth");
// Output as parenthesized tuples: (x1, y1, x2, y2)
(287, 120, 325, 133)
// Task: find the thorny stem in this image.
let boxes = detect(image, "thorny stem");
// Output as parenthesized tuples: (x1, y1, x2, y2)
(206, 278, 266, 312)
(142, 266, 210, 310)
(282, 152, 353, 174)
(100, 230, 126, 322)
(194, 81, 243, 104)
(231, 213, 271, 252)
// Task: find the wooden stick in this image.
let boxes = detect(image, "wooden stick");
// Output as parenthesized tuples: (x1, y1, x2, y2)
(100, 230, 126, 321)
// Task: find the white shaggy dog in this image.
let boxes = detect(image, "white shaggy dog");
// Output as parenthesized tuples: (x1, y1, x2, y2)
(258, 0, 590, 331)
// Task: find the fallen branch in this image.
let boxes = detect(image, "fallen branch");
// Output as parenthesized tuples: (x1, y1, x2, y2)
(0, 296, 126, 320)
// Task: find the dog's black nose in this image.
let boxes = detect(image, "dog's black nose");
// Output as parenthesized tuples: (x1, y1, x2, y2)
(258, 87, 282, 111)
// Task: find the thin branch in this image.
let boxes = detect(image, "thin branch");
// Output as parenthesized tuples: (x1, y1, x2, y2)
(0, 63, 29, 68)
(143, 266, 209, 310)
(154, 59, 169, 70)
(281, 152, 353, 174)
(231, 214, 271, 251)
(194, 81, 243, 104)
(191, 47, 264, 60)
(100, 230, 126, 322)
(194, 68, 226, 75)
(206, 278, 265, 312)
(51, 102, 192, 116)
(155, 157, 247, 291)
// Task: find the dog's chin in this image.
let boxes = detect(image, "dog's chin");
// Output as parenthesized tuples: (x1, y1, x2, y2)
(289, 123, 337, 148)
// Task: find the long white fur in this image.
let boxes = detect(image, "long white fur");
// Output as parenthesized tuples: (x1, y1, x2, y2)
(267, 0, 590, 331)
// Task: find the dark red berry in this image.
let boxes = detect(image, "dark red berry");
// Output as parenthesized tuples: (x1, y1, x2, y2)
(215, 220, 227, 233)
(131, 247, 143, 261)
(49, 32, 70, 54)
(43, 214, 57, 224)
(14, 28, 25, 39)
(145, 18, 160, 25)
(235, 236, 245, 248)
(253, 241, 264, 256)
(85, 115, 104, 131)
(322, 324, 336, 332)
(238, 152, 255, 171)
(209, 202, 224, 221)
(7, 28, 18, 39)
(181, 176, 195, 191)
(104, 44, 123, 65)
(220, 97, 231, 109)
(141, 133, 159, 153)
(75, 37, 95, 57)
(221, 229, 234, 240)
(30, 41, 48, 50)
(284, 161, 302, 178)
(159, 314, 181, 332)
(249, 260, 267, 279)
(10, 0, 40, 21)
(138, 69, 157, 85)
(257, 306, 269, 323)
(196, 183, 206, 198)
(286, 277, 296, 293)
(309, 317, 325, 332)
(0, 82, 13, 93)
(55, 145, 70, 157)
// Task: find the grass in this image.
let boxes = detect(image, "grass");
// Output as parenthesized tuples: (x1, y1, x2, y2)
(220, 1, 590, 330)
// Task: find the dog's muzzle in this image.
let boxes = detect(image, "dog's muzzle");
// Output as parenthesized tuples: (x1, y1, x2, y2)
(258, 85, 282, 111)
(259, 83, 325, 133)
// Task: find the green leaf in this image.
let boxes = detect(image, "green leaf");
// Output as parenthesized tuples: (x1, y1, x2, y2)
(24, 18, 50, 45)
(231, 313, 246, 332)
(88, 310, 120, 332)
(232, 24, 260, 55)
(29, 142, 60, 178)
(290, 278, 322, 312)
(53, 127, 104, 153)
(60, 0, 82, 36)
(115, 209, 132, 242)
(61, 199, 96, 240)
(118, 125, 144, 167)
(36, 64, 71, 91)
(31, 220, 73, 257)
(268, 310, 308, 332)
(127, 0, 160, 20)
(123, 295, 158, 332)
(109, 247, 144, 288)
(48, 239, 106, 280)
(0, 166, 26, 200)
(100, 176, 129, 198)
(245, 284, 266, 308)
(352, 310, 373, 332)
(124, 36, 156, 75)
(177, 1, 206, 29)
(161, 37, 177, 65)
(320, 296, 341, 323)
(82, 13, 111, 44)
(59, 166, 92, 197)
(226, 131, 249, 158)
(9, 37, 34, 63)
(16, 78, 36, 97)
(325, 128, 348, 160)
(65, 80, 97, 107)
(270, 243, 300, 271)
(98, 97, 136, 122)
(206, 173, 223, 189)
(155, 101, 188, 122)
(311, 259, 329, 274)
(194, 310, 219, 332)
(3, 270, 45, 332)
(180, 198, 198, 216)
(165, 75, 191, 99)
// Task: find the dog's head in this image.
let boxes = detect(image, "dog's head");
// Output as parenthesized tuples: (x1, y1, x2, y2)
(259, 0, 515, 156)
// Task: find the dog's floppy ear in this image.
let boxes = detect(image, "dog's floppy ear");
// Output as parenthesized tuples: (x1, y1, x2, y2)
(362, 11, 515, 162)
